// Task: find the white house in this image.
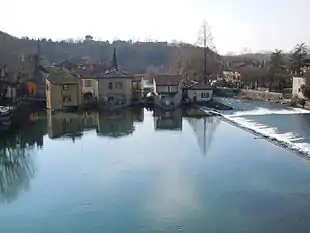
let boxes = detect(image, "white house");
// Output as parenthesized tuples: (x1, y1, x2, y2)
(184, 82, 213, 103)
(292, 76, 306, 98)
(153, 74, 184, 107)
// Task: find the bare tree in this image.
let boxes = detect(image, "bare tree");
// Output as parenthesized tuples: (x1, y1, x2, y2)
(289, 43, 309, 75)
(269, 49, 284, 88)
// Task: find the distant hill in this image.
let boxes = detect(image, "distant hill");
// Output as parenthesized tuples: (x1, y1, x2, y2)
(0, 31, 222, 75)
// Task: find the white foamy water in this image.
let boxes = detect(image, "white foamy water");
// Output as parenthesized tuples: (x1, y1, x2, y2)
(202, 106, 310, 155)
(225, 116, 310, 155)
(227, 107, 310, 117)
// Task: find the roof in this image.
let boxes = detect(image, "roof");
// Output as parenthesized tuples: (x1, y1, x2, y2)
(79, 63, 109, 77)
(45, 67, 79, 84)
(153, 74, 183, 86)
(103, 69, 129, 78)
(185, 82, 213, 90)
(55, 59, 79, 70)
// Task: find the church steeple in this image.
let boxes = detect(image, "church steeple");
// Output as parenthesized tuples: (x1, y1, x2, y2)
(111, 48, 118, 71)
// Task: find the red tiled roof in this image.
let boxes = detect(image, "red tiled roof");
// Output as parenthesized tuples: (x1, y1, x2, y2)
(153, 74, 183, 86)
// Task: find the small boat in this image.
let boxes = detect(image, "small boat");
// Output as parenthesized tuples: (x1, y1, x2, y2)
(0, 106, 13, 128)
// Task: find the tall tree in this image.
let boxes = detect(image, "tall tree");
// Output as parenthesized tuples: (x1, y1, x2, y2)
(269, 49, 284, 88)
(290, 43, 309, 75)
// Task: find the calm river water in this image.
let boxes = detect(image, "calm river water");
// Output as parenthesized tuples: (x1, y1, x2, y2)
(1, 105, 310, 233)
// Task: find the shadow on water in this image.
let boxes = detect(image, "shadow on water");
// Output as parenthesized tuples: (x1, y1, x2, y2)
(0, 111, 47, 203)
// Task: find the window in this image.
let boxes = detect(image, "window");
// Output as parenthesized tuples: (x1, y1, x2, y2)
(115, 82, 123, 89)
(62, 95, 72, 102)
(298, 88, 301, 92)
(46, 84, 49, 90)
(84, 80, 92, 87)
(201, 92, 210, 98)
(63, 84, 69, 90)
(108, 82, 113, 89)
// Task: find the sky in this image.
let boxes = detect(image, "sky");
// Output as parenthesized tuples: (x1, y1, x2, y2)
(0, 0, 309, 54)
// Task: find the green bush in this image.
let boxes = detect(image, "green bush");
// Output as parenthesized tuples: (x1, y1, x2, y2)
(298, 98, 306, 106)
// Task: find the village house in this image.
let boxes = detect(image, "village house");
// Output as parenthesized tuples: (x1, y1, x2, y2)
(153, 74, 184, 108)
(79, 49, 143, 107)
(292, 76, 306, 98)
(184, 82, 214, 103)
(97, 69, 134, 106)
(132, 75, 144, 102)
(79, 63, 109, 102)
(45, 67, 82, 111)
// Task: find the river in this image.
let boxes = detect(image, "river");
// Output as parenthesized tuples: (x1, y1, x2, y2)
(1, 104, 310, 233)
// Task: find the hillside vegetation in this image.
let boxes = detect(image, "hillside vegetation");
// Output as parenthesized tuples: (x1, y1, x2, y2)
(0, 32, 220, 75)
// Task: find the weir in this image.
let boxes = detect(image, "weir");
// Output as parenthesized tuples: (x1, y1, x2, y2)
(199, 105, 310, 156)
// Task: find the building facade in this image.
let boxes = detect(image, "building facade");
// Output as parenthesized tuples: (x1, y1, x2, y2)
(97, 70, 134, 106)
(153, 74, 184, 107)
(292, 76, 306, 98)
(45, 67, 82, 110)
(184, 82, 213, 103)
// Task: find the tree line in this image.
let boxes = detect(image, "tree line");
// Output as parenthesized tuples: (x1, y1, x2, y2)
(0, 32, 194, 74)
(1, 30, 309, 95)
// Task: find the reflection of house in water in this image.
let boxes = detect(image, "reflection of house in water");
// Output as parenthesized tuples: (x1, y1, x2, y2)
(46, 108, 145, 140)
(47, 111, 84, 140)
(25, 111, 48, 148)
(96, 108, 144, 138)
(83, 111, 98, 130)
(131, 107, 144, 123)
(153, 109, 182, 131)
(186, 117, 220, 156)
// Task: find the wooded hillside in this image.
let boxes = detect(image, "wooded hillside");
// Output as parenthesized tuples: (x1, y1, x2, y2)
(0, 31, 219, 75)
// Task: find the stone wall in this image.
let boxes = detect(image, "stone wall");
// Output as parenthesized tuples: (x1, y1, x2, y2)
(239, 90, 283, 101)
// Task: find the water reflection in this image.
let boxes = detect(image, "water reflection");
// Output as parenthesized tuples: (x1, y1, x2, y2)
(47, 107, 145, 140)
(186, 117, 220, 156)
(152, 109, 219, 156)
(153, 109, 183, 131)
(47, 111, 85, 140)
(0, 111, 46, 203)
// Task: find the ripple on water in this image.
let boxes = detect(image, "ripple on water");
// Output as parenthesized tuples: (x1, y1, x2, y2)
(219, 190, 310, 232)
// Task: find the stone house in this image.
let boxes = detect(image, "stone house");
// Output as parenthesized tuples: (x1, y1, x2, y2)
(153, 74, 184, 108)
(45, 67, 82, 111)
(292, 76, 306, 98)
(184, 82, 213, 103)
(97, 69, 134, 106)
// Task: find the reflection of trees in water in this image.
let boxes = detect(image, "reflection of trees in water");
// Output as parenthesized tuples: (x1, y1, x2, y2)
(0, 111, 45, 203)
(0, 135, 36, 203)
(186, 117, 220, 156)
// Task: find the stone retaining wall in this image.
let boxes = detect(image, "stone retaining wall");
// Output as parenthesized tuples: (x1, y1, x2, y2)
(240, 90, 283, 101)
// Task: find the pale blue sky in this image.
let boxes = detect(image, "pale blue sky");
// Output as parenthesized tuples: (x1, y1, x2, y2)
(1, 0, 309, 54)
